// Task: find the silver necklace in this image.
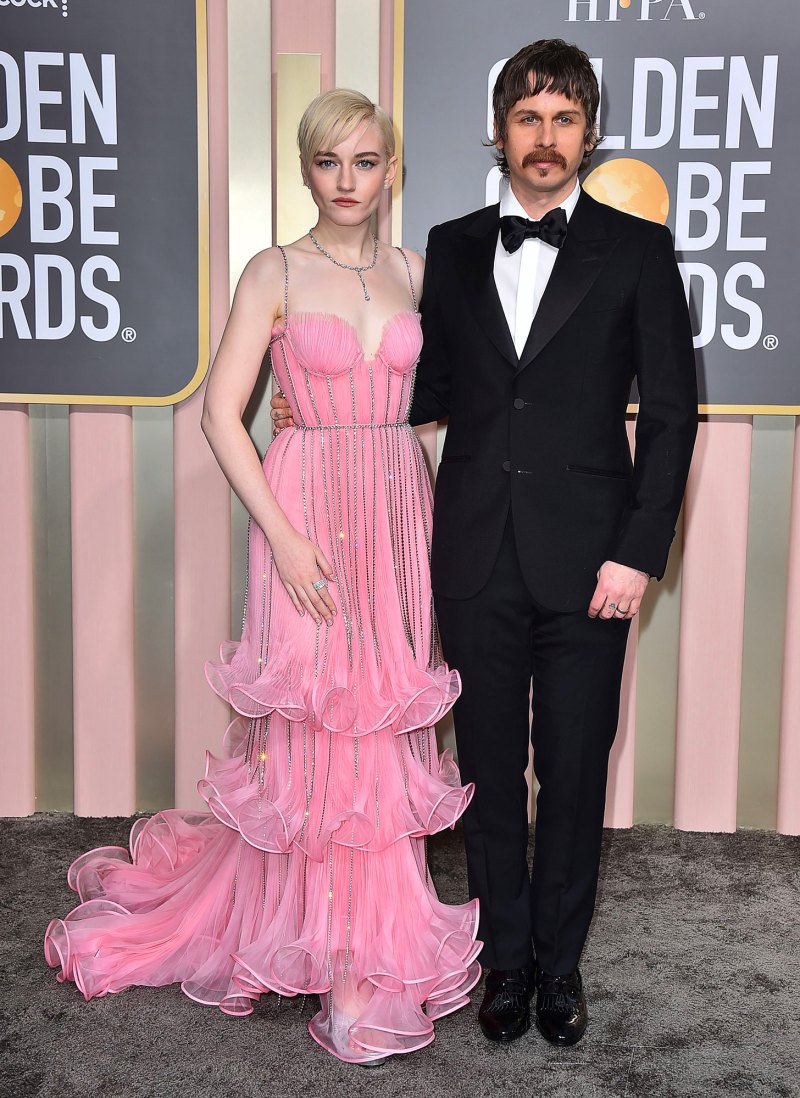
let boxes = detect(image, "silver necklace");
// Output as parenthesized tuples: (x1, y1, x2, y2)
(307, 230, 378, 301)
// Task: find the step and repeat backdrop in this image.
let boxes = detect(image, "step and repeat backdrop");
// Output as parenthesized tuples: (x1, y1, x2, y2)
(0, 0, 208, 404)
(1, 0, 799, 832)
(402, 0, 798, 411)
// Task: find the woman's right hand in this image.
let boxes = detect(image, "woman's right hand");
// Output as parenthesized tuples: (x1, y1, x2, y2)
(271, 392, 295, 436)
(269, 521, 337, 623)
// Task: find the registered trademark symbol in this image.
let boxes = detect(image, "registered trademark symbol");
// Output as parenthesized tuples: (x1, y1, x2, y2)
(763, 334, 779, 351)
(698, 10, 705, 17)
(121, 327, 137, 343)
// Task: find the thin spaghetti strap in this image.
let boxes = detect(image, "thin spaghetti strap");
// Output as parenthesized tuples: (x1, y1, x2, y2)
(276, 244, 289, 321)
(396, 247, 418, 313)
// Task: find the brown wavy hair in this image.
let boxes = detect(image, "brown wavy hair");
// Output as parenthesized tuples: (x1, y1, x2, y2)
(491, 39, 600, 177)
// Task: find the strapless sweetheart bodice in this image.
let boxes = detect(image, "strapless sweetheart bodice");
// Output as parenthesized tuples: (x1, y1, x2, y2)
(269, 310, 422, 428)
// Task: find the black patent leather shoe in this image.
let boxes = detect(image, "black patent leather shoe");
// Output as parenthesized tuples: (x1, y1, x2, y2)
(535, 967, 588, 1046)
(478, 961, 537, 1043)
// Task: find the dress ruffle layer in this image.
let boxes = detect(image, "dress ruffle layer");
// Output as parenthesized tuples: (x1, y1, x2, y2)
(206, 639, 460, 737)
(45, 311, 480, 1063)
(197, 715, 472, 859)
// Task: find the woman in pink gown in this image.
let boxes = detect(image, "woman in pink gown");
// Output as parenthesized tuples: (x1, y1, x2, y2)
(45, 89, 480, 1064)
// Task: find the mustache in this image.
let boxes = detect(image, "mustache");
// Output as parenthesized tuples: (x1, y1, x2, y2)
(521, 150, 567, 170)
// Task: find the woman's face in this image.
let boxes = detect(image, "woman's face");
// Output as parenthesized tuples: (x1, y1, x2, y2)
(306, 121, 397, 226)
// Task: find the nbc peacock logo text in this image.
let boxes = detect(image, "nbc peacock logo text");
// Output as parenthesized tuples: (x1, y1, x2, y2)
(0, 50, 119, 342)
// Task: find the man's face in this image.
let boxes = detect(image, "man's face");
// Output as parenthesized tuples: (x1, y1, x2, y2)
(497, 86, 591, 203)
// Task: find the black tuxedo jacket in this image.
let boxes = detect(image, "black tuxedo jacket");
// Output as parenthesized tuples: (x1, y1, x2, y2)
(409, 189, 698, 612)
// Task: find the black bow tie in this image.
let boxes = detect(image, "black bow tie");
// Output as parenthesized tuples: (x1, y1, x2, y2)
(499, 208, 568, 254)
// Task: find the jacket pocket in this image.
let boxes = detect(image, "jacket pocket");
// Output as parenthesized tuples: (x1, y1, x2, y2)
(439, 455, 472, 464)
(567, 464, 628, 480)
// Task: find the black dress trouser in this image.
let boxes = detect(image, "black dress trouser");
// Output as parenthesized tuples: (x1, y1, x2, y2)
(435, 516, 631, 976)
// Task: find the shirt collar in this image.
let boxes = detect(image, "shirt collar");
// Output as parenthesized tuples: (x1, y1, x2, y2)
(499, 177, 581, 223)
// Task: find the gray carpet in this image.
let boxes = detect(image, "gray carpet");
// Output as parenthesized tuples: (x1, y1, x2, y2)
(2, 816, 799, 1098)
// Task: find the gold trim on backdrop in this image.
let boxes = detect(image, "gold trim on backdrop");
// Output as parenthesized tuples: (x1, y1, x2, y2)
(633, 509, 684, 825)
(228, 0, 273, 637)
(2, 0, 210, 409)
(275, 54, 322, 246)
(699, 406, 800, 415)
(736, 415, 795, 829)
(133, 407, 176, 812)
(30, 406, 74, 810)
(625, 405, 800, 416)
(391, 0, 404, 247)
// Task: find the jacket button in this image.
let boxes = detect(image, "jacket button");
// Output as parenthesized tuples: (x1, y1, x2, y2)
(513, 398, 525, 409)
(502, 460, 511, 472)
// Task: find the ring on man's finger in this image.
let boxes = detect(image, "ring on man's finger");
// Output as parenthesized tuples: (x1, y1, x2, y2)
(607, 602, 617, 612)
(615, 606, 628, 615)
(312, 579, 328, 591)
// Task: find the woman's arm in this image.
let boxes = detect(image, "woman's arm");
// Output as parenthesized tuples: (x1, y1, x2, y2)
(202, 249, 336, 623)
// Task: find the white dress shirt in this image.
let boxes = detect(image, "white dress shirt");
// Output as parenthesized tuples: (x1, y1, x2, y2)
(494, 178, 581, 358)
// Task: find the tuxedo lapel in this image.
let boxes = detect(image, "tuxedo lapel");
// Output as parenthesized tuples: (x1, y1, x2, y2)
(516, 191, 621, 375)
(455, 205, 519, 369)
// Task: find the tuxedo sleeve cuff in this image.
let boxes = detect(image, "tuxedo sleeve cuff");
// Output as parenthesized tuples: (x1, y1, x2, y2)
(609, 511, 678, 582)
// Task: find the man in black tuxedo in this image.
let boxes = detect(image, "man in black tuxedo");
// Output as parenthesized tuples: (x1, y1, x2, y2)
(408, 39, 697, 1047)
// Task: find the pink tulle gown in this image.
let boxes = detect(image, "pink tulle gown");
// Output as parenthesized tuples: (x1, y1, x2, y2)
(45, 246, 481, 1064)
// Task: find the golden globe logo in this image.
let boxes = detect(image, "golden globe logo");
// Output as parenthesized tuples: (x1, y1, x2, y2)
(583, 159, 670, 223)
(0, 158, 24, 235)
(567, 0, 702, 18)
(0, 51, 119, 341)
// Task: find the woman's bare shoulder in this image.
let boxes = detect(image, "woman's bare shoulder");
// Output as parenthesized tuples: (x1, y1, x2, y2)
(239, 246, 288, 286)
(393, 246, 425, 297)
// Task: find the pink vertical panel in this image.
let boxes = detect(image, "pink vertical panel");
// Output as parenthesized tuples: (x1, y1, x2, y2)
(604, 419, 639, 828)
(377, 0, 394, 243)
(70, 408, 136, 815)
(778, 418, 800, 835)
(674, 419, 752, 832)
(0, 407, 36, 815)
(272, 0, 335, 83)
(173, 0, 231, 806)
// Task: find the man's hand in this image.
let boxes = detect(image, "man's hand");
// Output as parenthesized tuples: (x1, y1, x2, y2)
(270, 391, 295, 436)
(588, 561, 650, 620)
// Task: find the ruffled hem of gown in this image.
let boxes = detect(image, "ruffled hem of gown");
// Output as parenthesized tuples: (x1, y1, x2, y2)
(44, 805, 481, 1063)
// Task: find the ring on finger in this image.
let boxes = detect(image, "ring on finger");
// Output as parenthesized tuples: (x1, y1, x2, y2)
(312, 578, 328, 591)
(615, 605, 629, 616)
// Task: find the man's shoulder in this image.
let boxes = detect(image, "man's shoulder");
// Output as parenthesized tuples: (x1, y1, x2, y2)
(580, 189, 671, 245)
(428, 204, 499, 243)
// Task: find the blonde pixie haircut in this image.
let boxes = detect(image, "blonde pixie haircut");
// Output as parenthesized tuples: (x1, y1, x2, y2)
(298, 88, 395, 178)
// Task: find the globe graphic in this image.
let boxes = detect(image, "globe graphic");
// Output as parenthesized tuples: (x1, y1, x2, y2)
(583, 158, 669, 224)
(0, 158, 23, 238)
